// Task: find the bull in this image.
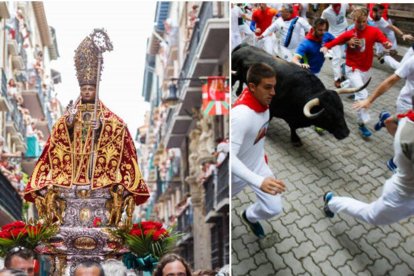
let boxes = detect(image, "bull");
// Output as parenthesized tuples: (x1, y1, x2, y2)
(232, 44, 370, 147)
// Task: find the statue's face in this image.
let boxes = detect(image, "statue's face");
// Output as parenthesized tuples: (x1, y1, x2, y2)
(80, 85, 96, 103)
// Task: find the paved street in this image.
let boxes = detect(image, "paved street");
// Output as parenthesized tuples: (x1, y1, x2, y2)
(232, 49, 414, 275)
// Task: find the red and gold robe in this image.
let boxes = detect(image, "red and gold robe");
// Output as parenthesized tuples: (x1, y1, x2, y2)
(24, 101, 150, 205)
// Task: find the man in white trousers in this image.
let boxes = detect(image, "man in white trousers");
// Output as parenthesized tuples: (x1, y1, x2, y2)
(259, 4, 311, 61)
(354, 55, 414, 172)
(321, 8, 392, 138)
(231, 63, 286, 238)
(323, 106, 414, 225)
(321, 4, 353, 88)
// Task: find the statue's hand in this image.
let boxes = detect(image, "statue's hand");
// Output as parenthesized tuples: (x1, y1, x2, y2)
(91, 119, 100, 130)
(66, 100, 78, 125)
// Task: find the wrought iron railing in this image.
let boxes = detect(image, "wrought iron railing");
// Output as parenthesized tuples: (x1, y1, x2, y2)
(177, 2, 213, 93)
(204, 173, 215, 214)
(0, 172, 22, 220)
(1, 68, 8, 99)
(177, 204, 193, 233)
(217, 156, 229, 205)
(203, 156, 229, 214)
(7, 98, 26, 137)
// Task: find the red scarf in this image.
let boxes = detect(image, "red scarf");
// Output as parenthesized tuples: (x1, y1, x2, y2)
(285, 13, 296, 22)
(306, 28, 322, 42)
(233, 87, 268, 112)
(332, 4, 341, 15)
(397, 110, 414, 122)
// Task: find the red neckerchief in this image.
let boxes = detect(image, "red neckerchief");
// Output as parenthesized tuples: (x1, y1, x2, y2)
(306, 28, 322, 42)
(284, 13, 296, 22)
(233, 87, 268, 112)
(332, 4, 341, 15)
(397, 110, 414, 122)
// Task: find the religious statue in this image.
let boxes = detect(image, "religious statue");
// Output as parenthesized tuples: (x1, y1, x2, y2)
(23, 29, 150, 226)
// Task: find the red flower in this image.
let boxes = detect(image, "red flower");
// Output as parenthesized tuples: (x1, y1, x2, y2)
(152, 229, 168, 241)
(140, 221, 163, 231)
(0, 230, 12, 239)
(1, 221, 26, 232)
(93, 217, 102, 227)
(143, 229, 155, 236)
(129, 229, 143, 236)
(10, 227, 27, 238)
(26, 225, 41, 236)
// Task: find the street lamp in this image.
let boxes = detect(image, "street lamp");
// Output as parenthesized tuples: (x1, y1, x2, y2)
(161, 77, 202, 107)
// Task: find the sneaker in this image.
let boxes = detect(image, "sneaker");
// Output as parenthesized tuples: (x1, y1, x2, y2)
(241, 210, 265, 238)
(314, 126, 325, 135)
(323, 192, 335, 218)
(377, 52, 385, 64)
(386, 157, 397, 173)
(374, 111, 391, 131)
(358, 124, 372, 138)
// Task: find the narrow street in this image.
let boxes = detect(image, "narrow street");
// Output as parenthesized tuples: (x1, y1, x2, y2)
(232, 49, 414, 275)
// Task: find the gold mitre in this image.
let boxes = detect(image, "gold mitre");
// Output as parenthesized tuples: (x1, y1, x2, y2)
(74, 35, 101, 86)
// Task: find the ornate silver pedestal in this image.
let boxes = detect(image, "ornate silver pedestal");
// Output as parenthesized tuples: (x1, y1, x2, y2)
(36, 185, 128, 275)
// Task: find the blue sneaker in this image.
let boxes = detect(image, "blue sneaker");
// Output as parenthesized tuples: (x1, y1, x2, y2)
(374, 111, 391, 131)
(358, 124, 372, 138)
(387, 157, 397, 173)
(241, 210, 265, 239)
(323, 192, 335, 218)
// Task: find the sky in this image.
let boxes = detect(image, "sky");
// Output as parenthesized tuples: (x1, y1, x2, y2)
(44, 1, 157, 138)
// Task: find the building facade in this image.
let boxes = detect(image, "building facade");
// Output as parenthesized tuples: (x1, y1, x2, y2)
(138, 1, 229, 270)
(0, 1, 61, 224)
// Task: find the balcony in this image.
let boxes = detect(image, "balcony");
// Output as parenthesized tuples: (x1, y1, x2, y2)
(6, 98, 26, 143)
(164, 2, 228, 148)
(7, 39, 19, 56)
(0, 2, 11, 19)
(0, 69, 12, 112)
(204, 156, 229, 223)
(12, 56, 24, 70)
(22, 75, 46, 121)
(176, 204, 193, 244)
(0, 172, 22, 223)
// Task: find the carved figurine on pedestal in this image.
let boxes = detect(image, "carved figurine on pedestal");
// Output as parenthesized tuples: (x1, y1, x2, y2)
(31, 191, 46, 222)
(198, 116, 215, 158)
(108, 185, 125, 226)
(123, 195, 135, 228)
(188, 124, 202, 176)
(44, 185, 65, 225)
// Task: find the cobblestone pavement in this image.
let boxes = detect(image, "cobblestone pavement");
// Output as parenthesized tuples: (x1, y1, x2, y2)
(232, 49, 414, 276)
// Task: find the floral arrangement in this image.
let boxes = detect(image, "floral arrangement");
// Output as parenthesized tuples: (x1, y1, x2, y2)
(112, 221, 181, 271)
(0, 220, 58, 257)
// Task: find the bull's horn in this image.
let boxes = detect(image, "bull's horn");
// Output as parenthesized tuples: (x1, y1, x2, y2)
(303, 98, 325, 118)
(335, 77, 371, 94)
(231, 70, 237, 75)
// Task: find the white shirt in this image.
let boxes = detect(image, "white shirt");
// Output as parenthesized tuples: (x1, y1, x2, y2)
(262, 16, 311, 49)
(231, 105, 273, 188)
(393, 117, 414, 197)
(368, 16, 390, 33)
(395, 55, 414, 108)
(321, 4, 349, 37)
(231, 5, 244, 34)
